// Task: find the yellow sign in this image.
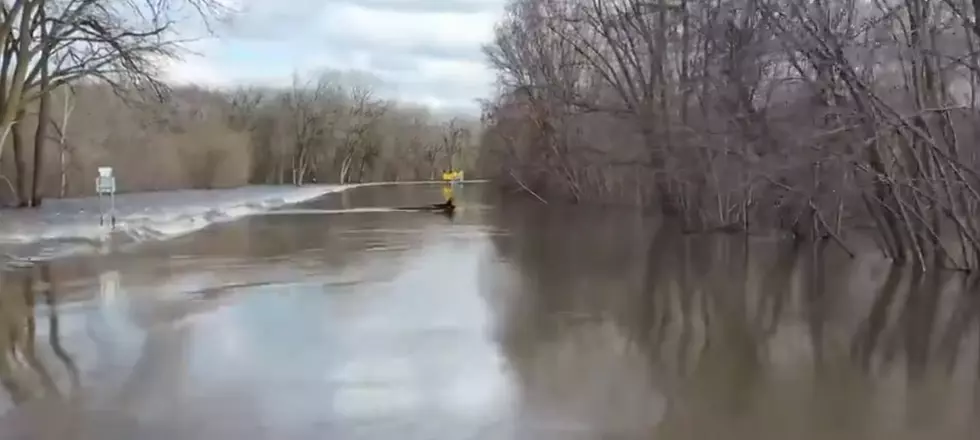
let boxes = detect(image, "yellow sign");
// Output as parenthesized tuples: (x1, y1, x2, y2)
(442, 170, 463, 182)
(442, 185, 454, 201)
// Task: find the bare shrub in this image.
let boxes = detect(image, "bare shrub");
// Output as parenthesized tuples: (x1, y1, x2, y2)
(479, 0, 980, 270)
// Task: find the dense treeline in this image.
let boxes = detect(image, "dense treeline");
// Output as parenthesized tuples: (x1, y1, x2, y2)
(478, 0, 980, 270)
(0, 0, 478, 208)
(0, 77, 479, 206)
(0, 76, 479, 205)
(232, 72, 480, 186)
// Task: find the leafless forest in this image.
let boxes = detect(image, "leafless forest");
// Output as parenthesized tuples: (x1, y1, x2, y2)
(2, 78, 480, 200)
(0, 0, 479, 209)
(478, 0, 980, 270)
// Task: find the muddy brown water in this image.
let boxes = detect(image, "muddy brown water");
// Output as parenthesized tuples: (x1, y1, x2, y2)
(0, 183, 975, 439)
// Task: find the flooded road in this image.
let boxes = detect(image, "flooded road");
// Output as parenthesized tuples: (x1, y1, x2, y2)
(0, 184, 977, 439)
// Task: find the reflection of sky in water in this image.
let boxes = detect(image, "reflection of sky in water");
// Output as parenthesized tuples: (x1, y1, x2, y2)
(187, 286, 338, 381)
(63, 271, 148, 389)
(175, 237, 512, 428)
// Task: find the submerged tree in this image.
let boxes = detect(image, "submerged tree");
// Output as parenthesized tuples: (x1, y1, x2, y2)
(480, 0, 980, 270)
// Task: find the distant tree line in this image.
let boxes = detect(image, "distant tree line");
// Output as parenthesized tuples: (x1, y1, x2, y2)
(0, 77, 480, 205)
(478, 0, 980, 270)
(226, 72, 480, 186)
(0, 0, 480, 208)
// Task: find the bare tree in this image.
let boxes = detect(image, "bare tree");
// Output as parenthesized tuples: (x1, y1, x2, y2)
(335, 85, 386, 183)
(284, 73, 333, 186)
(479, 0, 980, 270)
(0, 0, 228, 206)
(47, 85, 75, 198)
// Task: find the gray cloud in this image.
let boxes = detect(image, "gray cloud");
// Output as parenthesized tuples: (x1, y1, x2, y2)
(220, 1, 324, 39)
(327, 37, 487, 63)
(366, 52, 419, 73)
(167, 0, 505, 114)
(333, 0, 504, 14)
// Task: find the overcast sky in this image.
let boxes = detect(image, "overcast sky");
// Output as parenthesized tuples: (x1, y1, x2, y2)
(162, 0, 506, 115)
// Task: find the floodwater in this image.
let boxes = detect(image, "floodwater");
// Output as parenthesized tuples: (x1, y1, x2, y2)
(0, 184, 977, 439)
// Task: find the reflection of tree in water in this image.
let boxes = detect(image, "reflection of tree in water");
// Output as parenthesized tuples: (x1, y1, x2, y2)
(481, 199, 662, 435)
(484, 199, 980, 437)
(484, 199, 647, 363)
(0, 263, 79, 408)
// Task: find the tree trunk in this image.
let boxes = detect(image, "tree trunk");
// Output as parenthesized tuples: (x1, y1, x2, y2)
(0, 0, 41, 166)
(339, 153, 353, 184)
(30, 14, 50, 208)
(276, 143, 285, 185)
(297, 148, 310, 185)
(59, 147, 66, 197)
(59, 88, 73, 198)
(12, 110, 27, 207)
(357, 157, 368, 182)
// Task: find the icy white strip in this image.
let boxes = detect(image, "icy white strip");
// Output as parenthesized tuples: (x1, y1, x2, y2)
(0, 185, 353, 265)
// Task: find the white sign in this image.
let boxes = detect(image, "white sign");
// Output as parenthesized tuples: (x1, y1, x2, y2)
(95, 166, 118, 230)
(96, 176, 116, 193)
(96, 166, 116, 193)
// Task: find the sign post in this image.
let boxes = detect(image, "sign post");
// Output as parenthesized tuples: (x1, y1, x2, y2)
(95, 167, 117, 229)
